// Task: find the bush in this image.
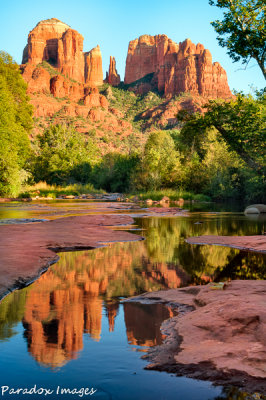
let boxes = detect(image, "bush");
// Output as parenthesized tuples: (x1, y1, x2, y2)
(33, 124, 99, 185)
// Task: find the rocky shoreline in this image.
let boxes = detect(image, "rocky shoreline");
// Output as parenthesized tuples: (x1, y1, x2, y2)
(125, 280, 266, 394)
(1, 201, 265, 394)
(0, 213, 142, 301)
(187, 235, 266, 253)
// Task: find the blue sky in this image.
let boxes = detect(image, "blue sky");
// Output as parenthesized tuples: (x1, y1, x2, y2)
(0, 0, 264, 93)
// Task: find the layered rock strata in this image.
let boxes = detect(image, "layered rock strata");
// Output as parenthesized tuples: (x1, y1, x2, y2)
(124, 35, 232, 98)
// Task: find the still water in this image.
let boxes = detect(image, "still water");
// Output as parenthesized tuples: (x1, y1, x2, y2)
(0, 206, 265, 400)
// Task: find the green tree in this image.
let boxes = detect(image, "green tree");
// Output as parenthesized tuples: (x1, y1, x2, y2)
(178, 93, 266, 173)
(91, 152, 140, 192)
(135, 131, 184, 190)
(209, 0, 266, 78)
(0, 52, 32, 196)
(34, 124, 99, 184)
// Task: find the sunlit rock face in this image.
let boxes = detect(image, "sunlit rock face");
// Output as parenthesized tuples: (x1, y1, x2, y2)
(84, 45, 103, 86)
(124, 35, 232, 98)
(57, 28, 85, 82)
(22, 18, 70, 65)
(22, 18, 103, 87)
(20, 18, 110, 124)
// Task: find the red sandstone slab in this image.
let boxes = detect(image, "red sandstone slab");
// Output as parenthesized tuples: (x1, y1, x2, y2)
(126, 280, 266, 394)
(186, 235, 266, 253)
(0, 214, 141, 301)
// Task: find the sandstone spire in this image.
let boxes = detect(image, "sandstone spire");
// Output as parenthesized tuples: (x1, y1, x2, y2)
(105, 56, 121, 86)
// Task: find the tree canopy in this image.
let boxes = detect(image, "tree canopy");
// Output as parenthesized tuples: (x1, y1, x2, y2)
(133, 131, 184, 190)
(33, 124, 100, 184)
(178, 93, 266, 173)
(209, 0, 266, 78)
(0, 52, 33, 196)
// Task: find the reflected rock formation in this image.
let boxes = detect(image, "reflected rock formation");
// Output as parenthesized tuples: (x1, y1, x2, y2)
(8, 217, 264, 369)
(21, 241, 190, 368)
(123, 303, 174, 347)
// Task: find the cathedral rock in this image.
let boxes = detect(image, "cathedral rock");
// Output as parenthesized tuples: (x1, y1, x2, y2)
(124, 35, 232, 98)
(21, 18, 104, 97)
(20, 19, 233, 131)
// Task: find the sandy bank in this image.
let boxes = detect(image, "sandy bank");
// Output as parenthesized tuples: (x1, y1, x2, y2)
(186, 235, 266, 253)
(0, 214, 142, 301)
(125, 280, 266, 393)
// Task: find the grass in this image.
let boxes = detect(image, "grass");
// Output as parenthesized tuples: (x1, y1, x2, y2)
(19, 182, 106, 199)
(38, 61, 60, 78)
(129, 189, 211, 202)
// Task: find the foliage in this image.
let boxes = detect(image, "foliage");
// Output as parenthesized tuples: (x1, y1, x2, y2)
(38, 61, 60, 77)
(133, 130, 185, 190)
(132, 189, 211, 202)
(100, 84, 163, 131)
(176, 94, 265, 201)
(0, 289, 29, 341)
(209, 0, 266, 78)
(91, 152, 140, 192)
(178, 94, 266, 173)
(33, 124, 99, 184)
(0, 52, 33, 196)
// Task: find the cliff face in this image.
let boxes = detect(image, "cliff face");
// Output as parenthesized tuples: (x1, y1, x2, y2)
(84, 45, 103, 86)
(57, 28, 85, 82)
(124, 35, 232, 98)
(22, 18, 102, 85)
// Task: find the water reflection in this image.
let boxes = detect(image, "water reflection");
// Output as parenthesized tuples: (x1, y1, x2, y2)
(124, 303, 174, 348)
(0, 215, 265, 371)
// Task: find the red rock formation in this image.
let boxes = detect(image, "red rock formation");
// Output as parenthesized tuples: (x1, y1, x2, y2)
(124, 35, 232, 98)
(50, 75, 84, 100)
(22, 19, 103, 86)
(105, 302, 119, 332)
(136, 281, 266, 393)
(139, 93, 208, 129)
(105, 56, 120, 86)
(84, 45, 103, 86)
(22, 18, 70, 65)
(84, 87, 109, 109)
(20, 64, 50, 94)
(57, 29, 84, 82)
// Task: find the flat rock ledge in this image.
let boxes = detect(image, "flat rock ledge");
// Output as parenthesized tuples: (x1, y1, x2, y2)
(186, 235, 266, 253)
(0, 214, 141, 301)
(125, 280, 266, 394)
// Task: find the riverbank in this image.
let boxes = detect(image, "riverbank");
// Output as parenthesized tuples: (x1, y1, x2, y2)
(187, 235, 266, 253)
(125, 280, 266, 394)
(0, 213, 142, 301)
